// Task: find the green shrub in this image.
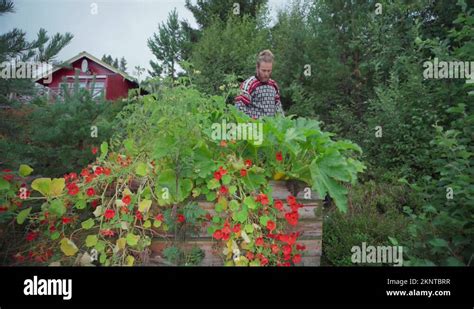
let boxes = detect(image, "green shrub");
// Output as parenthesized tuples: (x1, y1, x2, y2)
(322, 180, 413, 266)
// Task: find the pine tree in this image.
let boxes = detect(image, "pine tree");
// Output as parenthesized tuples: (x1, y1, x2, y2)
(147, 9, 187, 79)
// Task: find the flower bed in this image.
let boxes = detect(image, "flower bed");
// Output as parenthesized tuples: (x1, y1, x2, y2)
(0, 86, 365, 266)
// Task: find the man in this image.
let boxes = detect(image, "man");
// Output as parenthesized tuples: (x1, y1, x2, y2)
(234, 50, 284, 119)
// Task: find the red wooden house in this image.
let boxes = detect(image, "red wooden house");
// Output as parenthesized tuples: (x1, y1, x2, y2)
(34, 51, 139, 101)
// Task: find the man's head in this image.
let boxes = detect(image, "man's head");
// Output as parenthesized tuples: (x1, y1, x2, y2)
(256, 49, 273, 82)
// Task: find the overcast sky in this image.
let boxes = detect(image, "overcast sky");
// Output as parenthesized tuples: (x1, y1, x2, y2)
(1, 0, 288, 79)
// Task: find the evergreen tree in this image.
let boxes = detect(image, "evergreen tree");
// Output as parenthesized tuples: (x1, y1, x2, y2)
(147, 9, 187, 79)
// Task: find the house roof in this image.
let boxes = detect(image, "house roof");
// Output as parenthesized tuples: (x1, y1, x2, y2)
(34, 51, 138, 84)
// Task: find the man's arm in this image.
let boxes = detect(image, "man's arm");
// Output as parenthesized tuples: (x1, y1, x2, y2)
(234, 77, 256, 112)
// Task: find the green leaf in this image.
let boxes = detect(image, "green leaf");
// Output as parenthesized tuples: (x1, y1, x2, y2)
(126, 233, 140, 246)
(143, 220, 151, 228)
(310, 159, 348, 213)
(388, 237, 399, 246)
(49, 199, 66, 217)
(16, 207, 32, 224)
(50, 231, 60, 240)
(81, 218, 95, 230)
(100, 142, 108, 160)
(229, 200, 240, 212)
(207, 178, 220, 190)
(31, 178, 51, 197)
(85, 235, 98, 247)
(136, 162, 148, 176)
(259, 215, 270, 226)
(19, 164, 33, 177)
(243, 196, 257, 210)
(138, 199, 152, 213)
(244, 224, 254, 233)
(429, 238, 449, 248)
(75, 199, 86, 210)
(235, 209, 248, 223)
(0, 178, 10, 191)
(50, 178, 65, 197)
(60, 238, 78, 256)
(222, 174, 231, 185)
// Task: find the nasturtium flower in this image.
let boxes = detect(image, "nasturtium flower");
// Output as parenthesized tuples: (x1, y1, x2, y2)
(255, 237, 264, 246)
(67, 183, 79, 195)
(274, 200, 284, 211)
(86, 187, 95, 197)
(266, 220, 276, 232)
(104, 209, 116, 220)
(256, 193, 269, 205)
(244, 159, 252, 168)
(177, 214, 185, 223)
(240, 169, 247, 177)
(91, 147, 98, 155)
(293, 254, 302, 264)
(122, 195, 131, 205)
(276, 151, 283, 161)
(213, 229, 223, 240)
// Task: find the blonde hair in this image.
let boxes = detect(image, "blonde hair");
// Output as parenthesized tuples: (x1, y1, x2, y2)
(257, 49, 274, 66)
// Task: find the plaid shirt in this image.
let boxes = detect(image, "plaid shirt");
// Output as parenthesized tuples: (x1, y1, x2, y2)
(234, 76, 284, 119)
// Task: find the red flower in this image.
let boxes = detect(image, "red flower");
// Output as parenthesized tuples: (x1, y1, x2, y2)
(240, 169, 247, 177)
(62, 217, 72, 224)
(296, 244, 306, 251)
(94, 167, 103, 175)
(155, 214, 164, 221)
(177, 214, 185, 223)
(120, 206, 129, 214)
(271, 244, 280, 254)
(213, 229, 223, 240)
(67, 183, 79, 195)
(266, 220, 276, 232)
(122, 195, 131, 205)
(256, 193, 269, 205)
(222, 232, 230, 241)
(219, 185, 229, 195)
(286, 195, 297, 206)
(49, 225, 56, 232)
(283, 244, 292, 256)
(222, 222, 231, 234)
(3, 174, 14, 181)
(135, 210, 143, 221)
(255, 237, 264, 246)
(220, 140, 227, 147)
(81, 168, 90, 177)
(92, 147, 98, 155)
(205, 213, 212, 221)
(290, 202, 302, 212)
(285, 211, 299, 226)
(232, 224, 241, 234)
(91, 200, 99, 208)
(104, 209, 115, 220)
(246, 251, 254, 260)
(276, 151, 283, 161)
(218, 166, 227, 175)
(0, 206, 8, 212)
(26, 231, 38, 242)
(274, 200, 284, 211)
(100, 229, 115, 237)
(86, 187, 95, 197)
(213, 171, 222, 181)
(244, 159, 252, 168)
(260, 255, 269, 266)
(2, 169, 12, 173)
(104, 168, 111, 176)
(293, 254, 302, 264)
